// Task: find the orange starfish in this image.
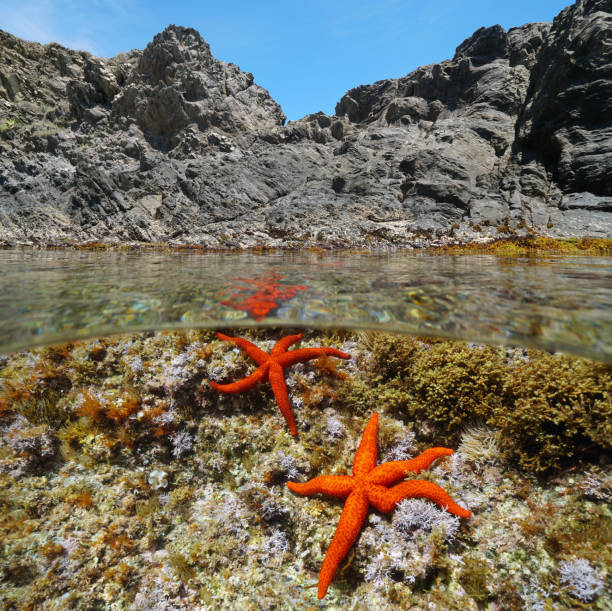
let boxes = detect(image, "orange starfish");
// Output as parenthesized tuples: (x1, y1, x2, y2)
(220, 275, 307, 321)
(208, 332, 351, 436)
(287, 413, 470, 598)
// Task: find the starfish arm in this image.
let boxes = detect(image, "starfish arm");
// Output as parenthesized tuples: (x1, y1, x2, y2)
(318, 490, 369, 599)
(268, 362, 297, 436)
(216, 332, 270, 365)
(378, 480, 471, 518)
(208, 363, 268, 393)
(286, 475, 354, 498)
(352, 413, 379, 476)
(366, 483, 402, 513)
(270, 333, 303, 357)
(369, 448, 454, 486)
(277, 347, 351, 368)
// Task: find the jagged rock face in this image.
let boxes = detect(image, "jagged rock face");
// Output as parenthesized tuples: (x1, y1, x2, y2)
(517, 0, 612, 196)
(112, 26, 285, 145)
(0, 1, 610, 249)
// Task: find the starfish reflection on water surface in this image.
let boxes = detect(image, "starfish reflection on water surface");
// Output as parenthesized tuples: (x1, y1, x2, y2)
(287, 413, 471, 598)
(220, 275, 307, 321)
(208, 332, 351, 436)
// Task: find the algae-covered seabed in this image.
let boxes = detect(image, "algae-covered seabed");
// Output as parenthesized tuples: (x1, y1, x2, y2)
(0, 329, 610, 610)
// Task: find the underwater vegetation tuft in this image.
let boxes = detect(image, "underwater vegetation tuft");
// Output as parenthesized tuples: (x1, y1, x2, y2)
(341, 333, 611, 473)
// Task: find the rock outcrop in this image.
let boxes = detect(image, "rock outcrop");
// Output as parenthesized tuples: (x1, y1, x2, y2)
(0, 0, 610, 248)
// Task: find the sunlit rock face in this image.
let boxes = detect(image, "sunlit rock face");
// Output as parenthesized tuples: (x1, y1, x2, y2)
(0, 0, 610, 248)
(515, 0, 612, 197)
(112, 26, 286, 143)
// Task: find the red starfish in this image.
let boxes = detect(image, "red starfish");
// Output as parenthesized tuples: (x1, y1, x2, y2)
(220, 275, 307, 321)
(287, 413, 471, 599)
(208, 332, 351, 436)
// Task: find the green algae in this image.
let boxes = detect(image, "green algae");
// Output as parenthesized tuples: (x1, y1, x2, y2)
(435, 236, 612, 256)
(458, 554, 491, 604)
(341, 332, 611, 473)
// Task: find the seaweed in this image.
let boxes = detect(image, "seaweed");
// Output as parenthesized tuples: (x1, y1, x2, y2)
(340, 333, 611, 473)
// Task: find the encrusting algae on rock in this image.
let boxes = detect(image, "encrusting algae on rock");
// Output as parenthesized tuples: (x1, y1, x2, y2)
(0, 328, 610, 608)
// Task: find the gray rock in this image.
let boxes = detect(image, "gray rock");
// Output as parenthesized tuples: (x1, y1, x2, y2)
(0, 71, 20, 100)
(0, 1, 610, 249)
(469, 198, 509, 225)
(561, 192, 612, 211)
(84, 106, 108, 123)
(516, 0, 612, 195)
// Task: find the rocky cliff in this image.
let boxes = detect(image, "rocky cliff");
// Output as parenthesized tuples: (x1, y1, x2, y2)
(0, 0, 610, 248)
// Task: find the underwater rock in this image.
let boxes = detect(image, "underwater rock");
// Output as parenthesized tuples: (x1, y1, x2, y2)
(0, 328, 610, 608)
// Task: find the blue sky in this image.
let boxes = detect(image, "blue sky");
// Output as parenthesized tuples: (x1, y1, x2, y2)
(1, 0, 571, 120)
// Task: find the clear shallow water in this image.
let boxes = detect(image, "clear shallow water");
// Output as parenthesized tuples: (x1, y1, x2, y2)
(1, 249, 611, 363)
